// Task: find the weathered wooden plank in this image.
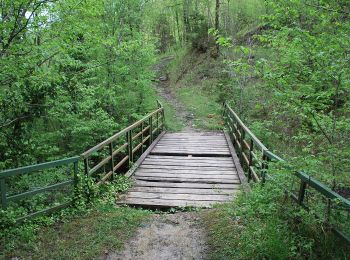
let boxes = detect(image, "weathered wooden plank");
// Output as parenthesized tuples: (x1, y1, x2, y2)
(154, 146, 229, 150)
(136, 169, 236, 175)
(144, 157, 233, 162)
(135, 176, 241, 184)
(161, 136, 225, 139)
(142, 161, 234, 167)
(155, 145, 229, 149)
(154, 148, 229, 151)
(139, 165, 235, 170)
(135, 172, 239, 179)
(157, 144, 228, 147)
(147, 155, 233, 161)
(151, 150, 231, 155)
(124, 192, 232, 201)
(159, 140, 226, 143)
(130, 186, 239, 195)
(143, 160, 234, 165)
(160, 140, 225, 143)
(164, 132, 224, 136)
(157, 140, 228, 143)
(134, 180, 238, 189)
(162, 135, 225, 138)
(145, 157, 234, 165)
(157, 140, 226, 144)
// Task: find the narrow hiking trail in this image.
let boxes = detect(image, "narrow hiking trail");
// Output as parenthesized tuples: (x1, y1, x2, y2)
(109, 212, 208, 260)
(110, 58, 210, 260)
(154, 57, 198, 132)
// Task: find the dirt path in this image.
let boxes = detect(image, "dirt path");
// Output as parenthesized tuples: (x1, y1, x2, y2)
(154, 57, 197, 132)
(108, 212, 208, 260)
(108, 58, 210, 260)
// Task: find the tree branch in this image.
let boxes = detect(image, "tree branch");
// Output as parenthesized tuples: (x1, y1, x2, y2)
(304, 3, 350, 15)
(1, 0, 55, 55)
(309, 111, 333, 145)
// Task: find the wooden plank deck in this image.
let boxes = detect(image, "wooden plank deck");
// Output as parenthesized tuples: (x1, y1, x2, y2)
(118, 131, 243, 208)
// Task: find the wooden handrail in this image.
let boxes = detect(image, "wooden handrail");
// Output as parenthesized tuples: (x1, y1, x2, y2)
(81, 103, 165, 184)
(81, 107, 163, 158)
(0, 101, 166, 223)
(225, 103, 268, 151)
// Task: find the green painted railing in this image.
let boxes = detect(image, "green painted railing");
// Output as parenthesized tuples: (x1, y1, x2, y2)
(223, 102, 350, 244)
(0, 156, 79, 222)
(81, 101, 164, 184)
(0, 102, 165, 223)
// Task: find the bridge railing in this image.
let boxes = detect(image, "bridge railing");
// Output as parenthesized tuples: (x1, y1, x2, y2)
(0, 102, 165, 222)
(0, 156, 79, 222)
(223, 102, 350, 244)
(81, 101, 165, 184)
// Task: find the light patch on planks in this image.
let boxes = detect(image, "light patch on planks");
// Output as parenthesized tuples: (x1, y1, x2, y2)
(118, 131, 241, 208)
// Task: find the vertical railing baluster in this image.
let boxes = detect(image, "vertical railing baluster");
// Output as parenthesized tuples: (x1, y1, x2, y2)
(127, 130, 133, 167)
(84, 158, 89, 176)
(149, 116, 153, 144)
(298, 180, 307, 205)
(109, 142, 114, 180)
(261, 152, 269, 184)
(0, 178, 7, 209)
(73, 161, 79, 203)
(156, 110, 159, 136)
(248, 139, 254, 182)
(141, 122, 144, 153)
(239, 125, 245, 167)
(234, 122, 239, 147)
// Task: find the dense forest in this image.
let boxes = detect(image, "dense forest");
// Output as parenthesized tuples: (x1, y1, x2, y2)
(1, 0, 350, 259)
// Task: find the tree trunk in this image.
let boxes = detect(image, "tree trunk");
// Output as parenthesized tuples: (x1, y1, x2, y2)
(215, 0, 220, 31)
(183, 0, 191, 42)
(211, 0, 220, 58)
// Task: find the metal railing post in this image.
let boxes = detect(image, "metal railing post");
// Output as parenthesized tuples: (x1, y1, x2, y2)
(109, 142, 114, 180)
(0, 178, 7, 209)
(248, 139, 254, 182)
(149, 116, 153, 144)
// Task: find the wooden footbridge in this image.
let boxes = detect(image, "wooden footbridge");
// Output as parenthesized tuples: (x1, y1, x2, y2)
(1, 101, 349, 244)
(118, 131, 245, 208)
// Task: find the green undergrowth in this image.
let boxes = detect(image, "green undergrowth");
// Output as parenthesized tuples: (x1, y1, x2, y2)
(1, 176, 151, 259)
(203, 178, 350, 260)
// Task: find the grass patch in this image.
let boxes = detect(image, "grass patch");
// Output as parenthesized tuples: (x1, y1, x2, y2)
(176, 86, 223, 130)
(1, 177, 151, 259)
(19, 206, 149, 259)
(146, 86, 184, 132)
(158, 96, 184, 132)
(203, 180, 350, 259)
